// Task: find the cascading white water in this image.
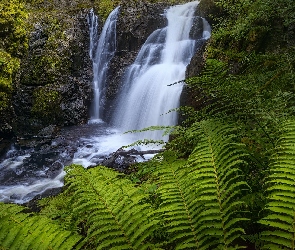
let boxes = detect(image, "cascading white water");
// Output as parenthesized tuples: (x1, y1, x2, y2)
(112, 1, 211, 140)
(88, 7, 120, 122)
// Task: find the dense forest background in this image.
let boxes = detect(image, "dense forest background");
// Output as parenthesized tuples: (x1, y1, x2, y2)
(0, 0, 295, 249)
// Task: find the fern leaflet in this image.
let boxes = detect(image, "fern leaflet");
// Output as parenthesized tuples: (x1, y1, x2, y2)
(64, 165, 161, 250)
(0, 203, 81, 250)
(155, 120, 249, 249)
(259, 120, 295, 249)
(188, 120, 249, 249)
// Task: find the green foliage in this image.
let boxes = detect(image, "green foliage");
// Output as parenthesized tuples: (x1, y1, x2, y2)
(0, 0, 28, 57)
(259, 120, 295, 249)
(62, 165, 161, 249)
(0, 203, 82, 250)
(180, 48, 295, 159)
(155, 120, 249, 249)
(213, 0, 294, 51)
(188, 120, 249, 249)
(0, 50, 20, 92)
(31, 87, 62, 125)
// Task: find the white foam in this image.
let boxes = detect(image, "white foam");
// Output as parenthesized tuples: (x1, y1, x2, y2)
(88, 118, 104, 124)
(0, 170, 65, 204)
(0, 154, 30, 170)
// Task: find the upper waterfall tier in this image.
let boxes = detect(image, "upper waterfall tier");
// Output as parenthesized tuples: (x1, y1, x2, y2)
(112, 1, 211, 140)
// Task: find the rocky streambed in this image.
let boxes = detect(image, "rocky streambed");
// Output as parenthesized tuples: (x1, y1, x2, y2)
(0, 121, 158, 204)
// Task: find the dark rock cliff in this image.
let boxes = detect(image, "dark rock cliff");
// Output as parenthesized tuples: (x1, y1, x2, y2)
(13, 7, 92, 137)
(181, 0, 217, 116)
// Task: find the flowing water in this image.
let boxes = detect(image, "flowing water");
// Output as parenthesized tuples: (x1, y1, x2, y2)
(88, 7, 120, 121)
(112, 1, 210, 140)
(0, 1, 211, 203)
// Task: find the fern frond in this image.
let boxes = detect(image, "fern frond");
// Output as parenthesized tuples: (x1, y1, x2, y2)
(189, 120, 249, 249)
(155, 158, 200, 249)
(155, 120, 249, 249)
(0, 203, 81, 250)
(259, 120, 295, 249)
(64, 165, 160, 250)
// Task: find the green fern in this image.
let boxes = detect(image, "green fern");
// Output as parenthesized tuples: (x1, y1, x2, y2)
(63, 165, 161, 250)
(155, 120, 250, 249)
(0, 203, 81, 250)
(259, 120, 295, 249)
(155, 155, 199, 249)
(190, 120, 250, 249)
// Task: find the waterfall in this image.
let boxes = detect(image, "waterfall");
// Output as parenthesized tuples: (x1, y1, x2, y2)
(88, 7, 120, 122)
(112, 1, 211, 140)
(0, 2, 212, 204)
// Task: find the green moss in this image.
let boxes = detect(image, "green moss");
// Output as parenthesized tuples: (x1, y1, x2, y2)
(21, 14, 73, 86)
(31, 87, 62, 125)
(0, 92, 10, 111)
(0, 0, 28, 133)
(0, 0, 28, 93)
(0, 50, 20, 92)
(0, 0, 28, 57)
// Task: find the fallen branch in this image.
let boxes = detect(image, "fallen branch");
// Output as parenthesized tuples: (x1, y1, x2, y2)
(116, 148, 164, 156)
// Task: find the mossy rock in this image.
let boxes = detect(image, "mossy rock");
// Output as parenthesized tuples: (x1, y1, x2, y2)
(0, 92, 10, 112)
(0, 91, 15, 138)
(31, 87, 63, 125)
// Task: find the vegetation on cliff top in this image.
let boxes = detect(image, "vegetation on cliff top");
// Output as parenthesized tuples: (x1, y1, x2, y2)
(0, 0, 27, 92)
(0, 0, 28, 135)
(0, 0, 295, 249)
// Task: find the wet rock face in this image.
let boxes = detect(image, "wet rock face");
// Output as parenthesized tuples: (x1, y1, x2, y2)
(116, 1, 169, 52)
(0, 103, 15, 139)
(189, 16, 206, 40)
(186, 42, 207, 79)
(182, 1, 216, 115)
(0, 93, 16, 157)
(13, 9, 92, 137)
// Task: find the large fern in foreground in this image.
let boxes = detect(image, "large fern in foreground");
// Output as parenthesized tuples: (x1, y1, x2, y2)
(0, 203, 81, 250)
(155, 156, 199, 249)
(259, 120, 295, 249)
(155, 120, 250, 249)
(64, 165, 160, 250)
(189, 120, 249, 249)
